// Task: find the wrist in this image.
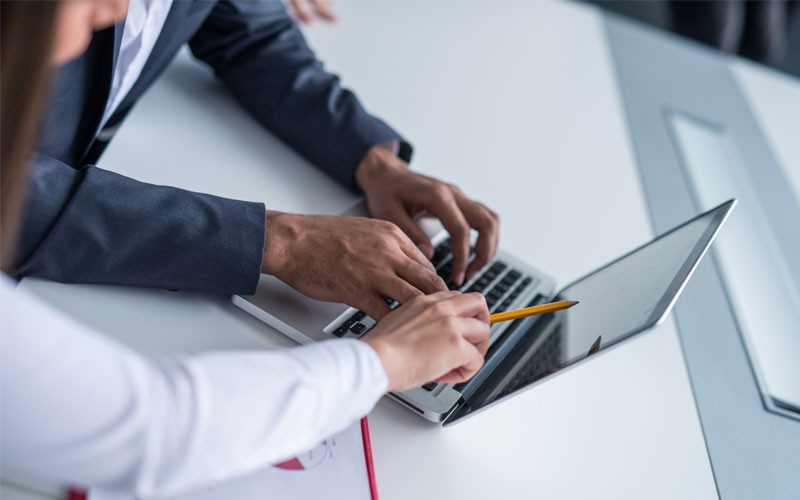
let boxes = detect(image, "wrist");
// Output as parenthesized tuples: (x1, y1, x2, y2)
(261, 211, 293, 275)
(354, 144, 409, 192)
(362, 337, 401, 393)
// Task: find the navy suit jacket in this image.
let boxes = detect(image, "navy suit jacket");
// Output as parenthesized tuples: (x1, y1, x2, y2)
(17, 0, 411, 295)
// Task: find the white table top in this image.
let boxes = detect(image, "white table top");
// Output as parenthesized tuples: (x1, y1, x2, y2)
(8, 1, 800, 499)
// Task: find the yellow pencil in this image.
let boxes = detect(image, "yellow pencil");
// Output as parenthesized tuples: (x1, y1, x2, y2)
(489, 300, 579, 324)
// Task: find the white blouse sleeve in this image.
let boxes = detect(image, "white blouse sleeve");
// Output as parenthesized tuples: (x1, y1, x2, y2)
(0, 277, 387, 498)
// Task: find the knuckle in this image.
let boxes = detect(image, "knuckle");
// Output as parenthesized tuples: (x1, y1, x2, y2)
(374, 235, 397, 252)
(476, 204, 500, 226)
(449, 231, 466, 245)
(415, 294, 437, 312)
(479, 211, 497, 229)
(444, 324, 462, 347)
(406, 294, 426, 310)
(441, 316, 461, 333)
(422, 291, 441, 302)
(431, 300, 451, 316)
(432, 183, 452, 199)
(471, 292, 488, 308)
(387, 222, 405, 238)
(375, 219, 396, 233)
(451, 222, 470, 239)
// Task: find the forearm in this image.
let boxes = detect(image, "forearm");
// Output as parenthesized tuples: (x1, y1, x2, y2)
(188, 0, 412, 190)
(0, 278, 387, 497)
(16, 154, 265, 294)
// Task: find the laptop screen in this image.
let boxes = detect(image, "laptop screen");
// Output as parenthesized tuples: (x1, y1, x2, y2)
(444, 200, 734, 425)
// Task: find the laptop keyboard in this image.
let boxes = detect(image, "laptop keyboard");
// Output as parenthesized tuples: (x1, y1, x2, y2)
(331, 237, 538, 341)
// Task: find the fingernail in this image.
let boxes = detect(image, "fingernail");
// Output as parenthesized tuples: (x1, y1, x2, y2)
(455, 272, 465, 286)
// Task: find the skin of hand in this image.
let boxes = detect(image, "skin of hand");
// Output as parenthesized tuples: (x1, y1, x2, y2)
(52, 0, 130, 65)
(355, 146, 500, 287)
(285, 0, 336, 25)
(262, 212, 448, 320)
(361, 291, 491, 392)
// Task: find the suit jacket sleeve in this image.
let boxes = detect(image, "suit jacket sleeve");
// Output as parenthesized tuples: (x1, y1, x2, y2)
(188, 0, 413, 189)
(14, 153, 266, 295)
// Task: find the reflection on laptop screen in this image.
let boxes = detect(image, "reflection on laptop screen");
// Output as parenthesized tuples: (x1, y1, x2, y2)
(554, 212, 709, 360)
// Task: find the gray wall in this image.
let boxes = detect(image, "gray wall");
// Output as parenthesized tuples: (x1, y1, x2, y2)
(583, 0, 800, 78)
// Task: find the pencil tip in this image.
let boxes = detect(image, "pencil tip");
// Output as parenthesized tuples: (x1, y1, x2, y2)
(569, 300, 580, 306)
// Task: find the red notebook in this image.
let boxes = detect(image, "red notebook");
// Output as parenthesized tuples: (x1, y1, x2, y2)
(77, 417, 378, 500)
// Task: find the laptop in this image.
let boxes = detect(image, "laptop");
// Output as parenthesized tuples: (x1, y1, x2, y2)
(233, 199, 734, 424)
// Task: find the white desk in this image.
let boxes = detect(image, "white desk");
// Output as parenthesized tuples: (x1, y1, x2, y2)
(6, 2, 800, 499)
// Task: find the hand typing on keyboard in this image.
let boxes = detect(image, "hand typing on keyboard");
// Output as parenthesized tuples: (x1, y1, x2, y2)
(355, 146, 500, 287)
(362, 291, 491, 392)
(261, 212, 448, 320)
(330, 238, 536, 338)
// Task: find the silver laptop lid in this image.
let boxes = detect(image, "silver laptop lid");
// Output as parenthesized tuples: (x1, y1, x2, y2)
(443, 199, 735, 425)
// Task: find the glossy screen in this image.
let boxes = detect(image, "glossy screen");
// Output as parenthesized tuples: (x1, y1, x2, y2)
(447, 203, 731, 423)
